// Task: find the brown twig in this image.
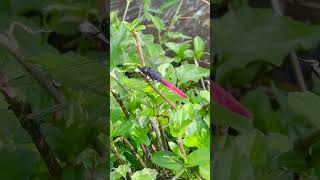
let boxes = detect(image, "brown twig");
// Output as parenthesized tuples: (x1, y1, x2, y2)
(110, 89, 130, 118)
(150, 118, 164, 151)
(133, 31, 145, 66)
(144, 77, 177, 110)
(110, 143, 133, 177)
(0, 32, 67, 105)
(0, 67, 62, 178)
(120, 136, 147, 168)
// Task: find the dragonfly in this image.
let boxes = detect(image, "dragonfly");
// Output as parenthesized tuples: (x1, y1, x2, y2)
(211, 81, 253, 119)
(138, 66, 188, 99)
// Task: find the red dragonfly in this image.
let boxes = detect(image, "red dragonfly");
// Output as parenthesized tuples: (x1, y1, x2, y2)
(211, 81, 253, 118)
(139, 66, 188, 98)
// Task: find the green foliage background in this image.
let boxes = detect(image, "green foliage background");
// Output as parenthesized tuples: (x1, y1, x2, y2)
(110, 0, 210, 179)
(213, 2, 320, 180)
(0, 0, 107, 179)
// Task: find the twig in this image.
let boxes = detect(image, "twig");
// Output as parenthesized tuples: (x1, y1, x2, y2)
(194, 58, 207, 90)
(0, 32, 67, 105)
(110, 144, 126, 165)
(157, 114, 168, 150)
(176, 138, 186, 157)
(111, 89, 130, 118)
(132, 31, 146, 66)
(145, 77, 177, 110)
(0, 67, 62, 178)
(120, 136, 147, 168)
(150, 118, 164, 151)
(122, 0, 132, 22)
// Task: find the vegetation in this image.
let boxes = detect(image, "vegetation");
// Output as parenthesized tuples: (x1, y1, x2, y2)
(0, 0, 107, 179)
(213, 1, 320, 179)
(110, 0, 210, 179)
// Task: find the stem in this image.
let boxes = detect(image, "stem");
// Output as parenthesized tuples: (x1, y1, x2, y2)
(157, 115, 168, 150)
(122, 0, 131, 22)
(0, 32, 67, 106)
(133, 30, 146, 66)
(176, 138, 186, 157)
(150, 118, 164, 151)
(121, 137, 147, 168)
(160, 0, 184, 45)
(289, 52, 307, 91)
(0, 67, 62, 178)
(194, 58, 207, 90)
(145, 77, 177, 110)
(110, 143, 133, 177)
(111, 89, 130, 118)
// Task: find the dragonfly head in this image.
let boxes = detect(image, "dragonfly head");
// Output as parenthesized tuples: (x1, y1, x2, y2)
(139, 66, 151, 76)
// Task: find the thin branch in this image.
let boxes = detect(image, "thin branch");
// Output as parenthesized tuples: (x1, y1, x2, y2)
(110, 143, 133, 177)
(111, 89, 130, 118)
(120, 136, 147, 168)
(150, 118, 164, 151)
(132, 31, 146, 66)
(0, 67, 62, 178)
(194, 58, 207, 90)
(0, 32, 68, 105)
(122, 0, 132, 22)
(176, 138, 186, 157)
(144, 77, 177, 110)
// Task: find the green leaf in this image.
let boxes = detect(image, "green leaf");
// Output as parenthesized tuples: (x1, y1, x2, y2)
(0, 146, 36, 180)
(114, 165, 130, 179)
(169, 103, 200, 137)
(175, 64, 209, 83)
(167, 32, 191, 40)
(149, 14, 165, 32)
(194, 36, 205, 59)
(186, 148, 210, 167)
(165, 42, 190, 60)
(132, 18, 143, 28)
(278, 150, 308, 172)
(151, 151, 183, 171)
(199, 163, 210, 180)
(184, 121, 210, 148)
(131, 168, 158, 180)
(288, 91, 320, 128)
(111, 120, 134, 138)
(214, 7, 320, 81)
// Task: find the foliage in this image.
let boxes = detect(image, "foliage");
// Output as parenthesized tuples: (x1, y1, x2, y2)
(110, 0, 210, 179)
(213, 3, 320, 180)
(0, 0, 106, 179)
